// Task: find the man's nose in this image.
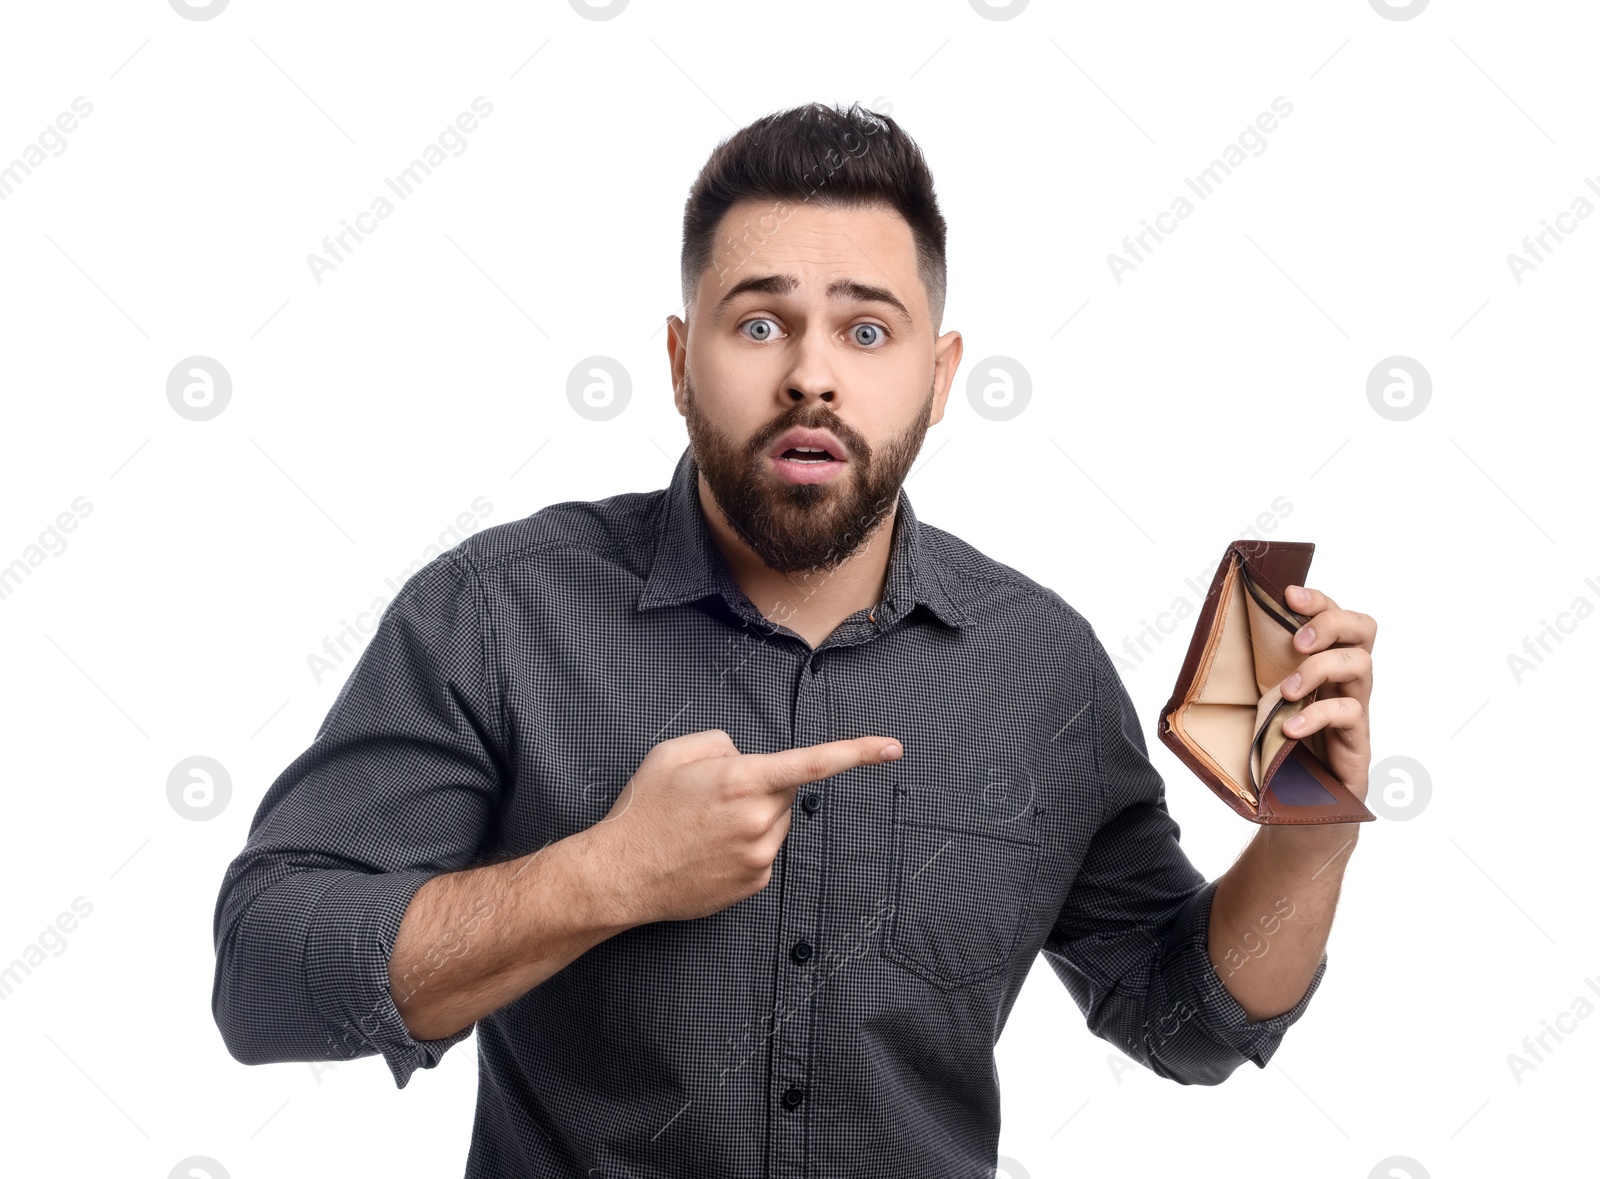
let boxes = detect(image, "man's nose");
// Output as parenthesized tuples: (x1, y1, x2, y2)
(780, 328, 840, 405)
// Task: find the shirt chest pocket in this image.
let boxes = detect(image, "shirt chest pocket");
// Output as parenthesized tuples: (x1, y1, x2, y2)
(880, 784, 1044, 991)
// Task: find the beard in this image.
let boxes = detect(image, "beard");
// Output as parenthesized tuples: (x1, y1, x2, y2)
(682, 373, 936, 576)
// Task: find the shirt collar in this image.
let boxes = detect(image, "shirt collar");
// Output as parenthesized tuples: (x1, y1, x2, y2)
(636, 446, 967, 631)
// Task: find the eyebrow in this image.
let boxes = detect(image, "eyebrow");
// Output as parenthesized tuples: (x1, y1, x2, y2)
(713, 273, 915, 328)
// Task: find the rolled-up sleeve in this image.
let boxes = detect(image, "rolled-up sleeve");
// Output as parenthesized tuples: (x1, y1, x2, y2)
(1039, 622, 1325, 1086)
(211, 552, 506, 1088)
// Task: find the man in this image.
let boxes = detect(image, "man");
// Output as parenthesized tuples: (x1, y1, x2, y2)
(212, 101, 1377, 1177)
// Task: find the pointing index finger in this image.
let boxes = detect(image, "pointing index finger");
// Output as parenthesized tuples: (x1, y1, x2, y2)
(744, 737, 903, 795)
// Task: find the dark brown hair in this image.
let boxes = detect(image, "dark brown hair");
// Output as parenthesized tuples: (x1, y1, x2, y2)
(679, 101, 948, 331)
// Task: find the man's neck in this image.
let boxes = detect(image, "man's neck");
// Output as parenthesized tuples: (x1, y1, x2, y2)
(696, 474, 896, 650)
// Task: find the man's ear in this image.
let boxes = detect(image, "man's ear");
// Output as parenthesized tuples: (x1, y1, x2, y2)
(927, 329, 963, 426)
(666, 314, 688, 416)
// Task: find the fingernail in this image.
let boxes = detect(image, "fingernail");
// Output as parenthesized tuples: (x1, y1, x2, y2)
(1296, 625, 1315, 648)
(1285, 715, 1305, 733)
(880, 743, 902, 760)
(1281, 672, 1301, 696)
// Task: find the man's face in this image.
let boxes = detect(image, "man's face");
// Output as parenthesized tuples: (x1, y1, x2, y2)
(668, 198, 962, 575)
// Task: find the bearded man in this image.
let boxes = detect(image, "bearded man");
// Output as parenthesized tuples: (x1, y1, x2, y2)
(212, 101, 1377, 1179)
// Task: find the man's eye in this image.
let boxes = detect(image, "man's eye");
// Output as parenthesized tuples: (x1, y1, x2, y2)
(851, 323, 886, 347)
(741, 318, 781, 342)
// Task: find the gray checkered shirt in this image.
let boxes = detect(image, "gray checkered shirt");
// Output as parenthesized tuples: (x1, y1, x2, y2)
(212, 445, 1326, 1177)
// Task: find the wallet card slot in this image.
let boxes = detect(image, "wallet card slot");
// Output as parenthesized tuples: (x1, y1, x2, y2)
(1241, 565, 1303, 635)
(1240, 564, 1309, 793)
(1243, 585, 1304, 699)
(1251, 689, 1296, 793)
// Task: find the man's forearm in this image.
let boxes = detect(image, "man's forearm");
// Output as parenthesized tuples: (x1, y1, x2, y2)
(387, 827, 636, 1042)
(1206, 824, 1360, 1022)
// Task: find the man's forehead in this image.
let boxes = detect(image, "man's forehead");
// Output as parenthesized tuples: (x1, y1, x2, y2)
(703, 200, 921, 314)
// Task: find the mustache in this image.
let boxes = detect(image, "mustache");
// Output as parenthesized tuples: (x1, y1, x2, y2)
(748, 406, 872, 462)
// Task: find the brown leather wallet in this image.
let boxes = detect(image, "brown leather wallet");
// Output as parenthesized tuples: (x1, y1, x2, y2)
(1157, 540, 1375, 825)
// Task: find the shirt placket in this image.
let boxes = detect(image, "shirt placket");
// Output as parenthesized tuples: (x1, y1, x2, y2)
(766, 640, 834, 1179)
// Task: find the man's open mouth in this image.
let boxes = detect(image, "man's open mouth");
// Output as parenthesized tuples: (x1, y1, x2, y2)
(769, 433, 849, 484)
(779, 446, 837, 463)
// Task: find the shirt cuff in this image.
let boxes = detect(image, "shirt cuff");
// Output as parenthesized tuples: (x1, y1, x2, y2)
(1162, 878, 1328, 1070)
(303, 868, 474, 1089)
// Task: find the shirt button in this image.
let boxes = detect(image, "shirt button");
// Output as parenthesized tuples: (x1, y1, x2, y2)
(782, 1085, 806, 1109)
(801, 792, 822, 814)
(790, 940, 814, 965)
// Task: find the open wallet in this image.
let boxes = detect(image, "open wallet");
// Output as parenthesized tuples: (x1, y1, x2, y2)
(1157, 540, 1376, 825)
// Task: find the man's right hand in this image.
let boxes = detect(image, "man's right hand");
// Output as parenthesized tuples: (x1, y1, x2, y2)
(585, 729, 903, 927)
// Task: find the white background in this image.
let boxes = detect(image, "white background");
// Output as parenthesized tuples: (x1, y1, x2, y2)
(0, 1, 1593, 1176)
